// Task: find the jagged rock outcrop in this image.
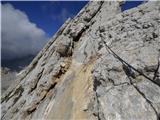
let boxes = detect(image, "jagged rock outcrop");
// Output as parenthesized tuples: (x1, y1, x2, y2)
(1, 1, 160, 120)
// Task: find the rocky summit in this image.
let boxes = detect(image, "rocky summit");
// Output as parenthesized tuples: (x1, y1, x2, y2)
(1, 1, 160, 120)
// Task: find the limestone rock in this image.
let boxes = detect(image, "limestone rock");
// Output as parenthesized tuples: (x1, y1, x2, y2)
(55, 35, 73, 57)
(1, 1, 160, 120)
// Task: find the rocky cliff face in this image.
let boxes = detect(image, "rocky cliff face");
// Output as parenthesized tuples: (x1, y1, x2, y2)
(1, 1, 160, 120)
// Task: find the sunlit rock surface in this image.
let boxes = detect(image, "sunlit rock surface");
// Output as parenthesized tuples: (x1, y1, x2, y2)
(1, 1, 160, 120)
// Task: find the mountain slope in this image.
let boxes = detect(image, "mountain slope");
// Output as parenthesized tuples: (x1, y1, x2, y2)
(1, 1, 160, 120)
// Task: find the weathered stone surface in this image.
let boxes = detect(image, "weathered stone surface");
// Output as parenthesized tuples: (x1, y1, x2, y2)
(91, 1, 160, 120)
(1, 1, 160, 120)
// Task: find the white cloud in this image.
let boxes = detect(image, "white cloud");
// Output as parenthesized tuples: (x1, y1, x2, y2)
(1, 3, 49, 60)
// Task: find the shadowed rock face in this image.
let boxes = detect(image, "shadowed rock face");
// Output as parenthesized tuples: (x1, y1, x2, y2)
(1, 1, 160, 120)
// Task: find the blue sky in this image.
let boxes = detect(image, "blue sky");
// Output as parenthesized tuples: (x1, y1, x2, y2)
(121, 1, 144, 11)
(2, 1, 88, 37)
(2, 1, 144, 37)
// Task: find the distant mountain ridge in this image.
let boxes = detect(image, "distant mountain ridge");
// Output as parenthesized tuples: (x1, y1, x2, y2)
(2, 55, 35, 71)
(1, 67, 17, 93)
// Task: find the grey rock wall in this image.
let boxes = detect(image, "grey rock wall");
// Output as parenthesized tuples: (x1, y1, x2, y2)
(1, 1, 160, 120)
